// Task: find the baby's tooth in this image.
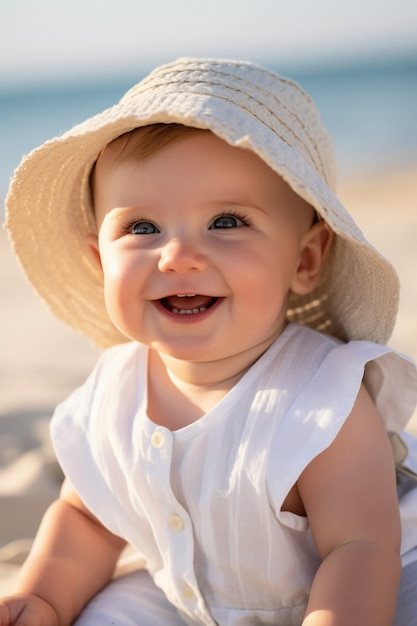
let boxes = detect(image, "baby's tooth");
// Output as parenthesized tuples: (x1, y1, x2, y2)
(171, 305, 207, 315)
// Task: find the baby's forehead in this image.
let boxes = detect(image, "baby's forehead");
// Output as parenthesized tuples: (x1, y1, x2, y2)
(96, 126, 270, 184)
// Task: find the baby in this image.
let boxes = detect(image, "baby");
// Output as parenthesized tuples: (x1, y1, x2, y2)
(2, 58, 417, 625)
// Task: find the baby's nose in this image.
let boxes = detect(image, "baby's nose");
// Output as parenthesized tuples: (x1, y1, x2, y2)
(158, 237, 207, 273)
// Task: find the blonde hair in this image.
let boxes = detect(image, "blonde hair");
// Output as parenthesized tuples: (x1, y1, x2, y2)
(105, 123, 209, 162)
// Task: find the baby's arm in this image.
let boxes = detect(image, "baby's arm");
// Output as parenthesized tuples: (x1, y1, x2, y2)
(0, 479, 126, 625)
(299, 385, 402, 626)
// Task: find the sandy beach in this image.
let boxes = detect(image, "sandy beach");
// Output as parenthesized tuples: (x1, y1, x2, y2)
(1, 164, 416, 594)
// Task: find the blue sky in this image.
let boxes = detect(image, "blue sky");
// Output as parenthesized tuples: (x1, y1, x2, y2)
(1, 0, 417, 86)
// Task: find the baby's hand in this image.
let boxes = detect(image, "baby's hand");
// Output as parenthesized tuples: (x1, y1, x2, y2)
(0, 594, 59, 626)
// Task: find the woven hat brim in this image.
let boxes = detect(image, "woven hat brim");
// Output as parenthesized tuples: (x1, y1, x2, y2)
(5, 58, 399, 347)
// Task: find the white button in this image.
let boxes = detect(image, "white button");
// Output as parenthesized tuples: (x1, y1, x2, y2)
(183, 586, 197, 601)
(151, 431, 165, 448)
(168, 514, 185, 532)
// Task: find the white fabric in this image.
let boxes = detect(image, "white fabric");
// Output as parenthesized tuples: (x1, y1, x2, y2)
(51, 323, 417, 626)
(393, 551, 417, 626)
(74, 570, 188, 626)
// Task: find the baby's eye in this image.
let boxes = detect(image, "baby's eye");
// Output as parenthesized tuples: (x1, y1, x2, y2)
(130, 221, 159, 235)
(209, 213, 248, 230)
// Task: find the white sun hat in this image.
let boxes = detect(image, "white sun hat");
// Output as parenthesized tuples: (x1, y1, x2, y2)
(5, 57, 399, 348)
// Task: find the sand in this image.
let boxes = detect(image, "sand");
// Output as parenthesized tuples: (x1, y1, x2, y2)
(1, 164, 416, 593)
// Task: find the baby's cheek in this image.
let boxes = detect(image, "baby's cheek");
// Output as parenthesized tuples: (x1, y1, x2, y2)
(102, 265, 128, 321)
(103, 264, 142, 339)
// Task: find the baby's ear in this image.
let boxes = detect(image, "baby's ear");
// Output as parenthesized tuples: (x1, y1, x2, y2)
(291, 221, 333, 295)
(86, 233, 102, 268)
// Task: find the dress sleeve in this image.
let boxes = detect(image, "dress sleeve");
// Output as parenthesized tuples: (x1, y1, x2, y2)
(266, 341, 417, 531)
(50, 343, 146, 544)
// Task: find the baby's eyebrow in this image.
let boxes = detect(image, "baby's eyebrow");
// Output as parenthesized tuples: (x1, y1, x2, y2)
(207, 199, 266, 214)
(98, 205, 151, 229)
(106, 205, 152, 218)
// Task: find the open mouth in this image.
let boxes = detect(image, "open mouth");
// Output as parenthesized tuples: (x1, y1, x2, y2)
(160, 294, 219, 315)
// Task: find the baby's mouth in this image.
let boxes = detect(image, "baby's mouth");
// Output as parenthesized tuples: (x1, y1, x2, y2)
(160, 294, 218, 315)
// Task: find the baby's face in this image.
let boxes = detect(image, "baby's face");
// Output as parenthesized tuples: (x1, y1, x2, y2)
(89, 131, 322, 369)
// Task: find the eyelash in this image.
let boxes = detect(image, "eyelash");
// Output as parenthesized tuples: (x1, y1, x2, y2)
(211, 210, 252, 228)
(121, 218, 158, 235)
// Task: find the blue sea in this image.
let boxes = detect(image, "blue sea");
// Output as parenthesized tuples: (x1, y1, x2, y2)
(1, 55, 416, 216)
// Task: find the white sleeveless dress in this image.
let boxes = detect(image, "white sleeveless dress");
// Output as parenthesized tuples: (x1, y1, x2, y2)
(50, 323, 417, 625)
